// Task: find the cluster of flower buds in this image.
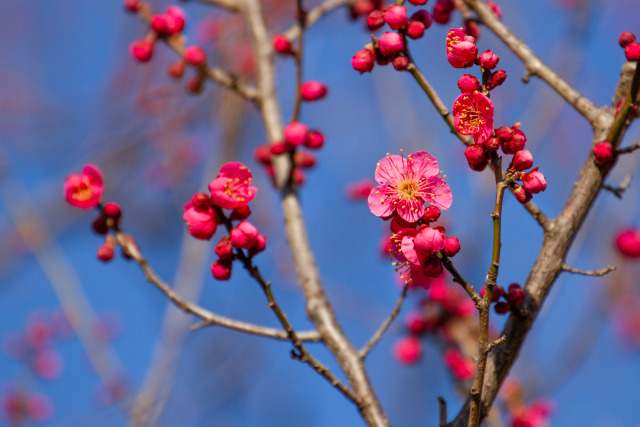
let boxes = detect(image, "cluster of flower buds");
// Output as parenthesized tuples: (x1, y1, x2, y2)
(182, 163, 266, 281)
(254, 122, 325, 187)
(125, 2, 210, 94)
(502, 380, 554, 427)
(367, 151, 459, 289)
(480, 283, 525, 315)
(615, 228, 640, 258)
(0, 385, 52, 426)
(63, 165, 135, 262)
(619, 31, 640, 62)
(394, 278, 476, 367)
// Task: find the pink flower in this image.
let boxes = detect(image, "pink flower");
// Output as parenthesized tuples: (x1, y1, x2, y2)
(511, 399, 554, 427)
(346, 178, 376, 200)
(521, 167, 547, 194)
(453, 92, 494, 144)
(368, 151, 452, 223)
(615, 229, 640, 258)
(388, 229, 438, 289)
(64, 164, 103, 209)
(393, 336, 422, 364)
(209, 162, 258, 209)
(183, 200, 218, 240)
(446, 28, 478, 68)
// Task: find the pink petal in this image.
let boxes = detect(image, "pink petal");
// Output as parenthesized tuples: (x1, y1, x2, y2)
(408, 151, 439, 178)
(425, 177, 452, 210)
(396, 197, 423, 223)
(368, 186, 395, 218)
(374, 154, 404, 185)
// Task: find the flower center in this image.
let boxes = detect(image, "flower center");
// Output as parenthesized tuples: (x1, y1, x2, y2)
(72, 180, 92, 201)
(398, 179, 418, 197)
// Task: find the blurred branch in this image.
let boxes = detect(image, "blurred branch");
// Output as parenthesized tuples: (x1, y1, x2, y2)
(617, 141, 640, 155)
(462, 0, 604, 128)
(602, 174, 632, 199)
(439, 397, 447, 427)
(282, 0, 354, 41)
(561, 263, 615, 277)
(359, 285, 409, 359)
(195, 0, 241, 12)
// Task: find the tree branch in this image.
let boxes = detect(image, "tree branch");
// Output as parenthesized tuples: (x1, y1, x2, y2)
(462, 0, 603, 128)
(282, 0, 353, 41)
(617, 141, 640, 155)
(561, 263, 615, 277)
(439, 253, 483, 308)
(359, 285, 409, 359)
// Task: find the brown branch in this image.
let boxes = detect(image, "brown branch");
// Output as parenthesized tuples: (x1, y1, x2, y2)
(507, 184, 550, 230)
(462, 0, 603, 128)
(617, 141, 640, 155)
(561, 263, 615, 277)
(486, 335, 506, 353)
(448, 62, 639, 427)
(439, 253, 483, 308)
(439, 397, 448, 427)
(359, 285, 409, 359)
(282, 0, 353, 41)
(113, 231, 320, 342)
(602, 174, 632, 199)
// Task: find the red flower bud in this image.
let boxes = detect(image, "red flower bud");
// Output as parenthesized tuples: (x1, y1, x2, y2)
(215, 235, 234, 259)
(507, 283, 525, 306)
(492, 285, 505, 302)
(411, 10, 433, 29)
(479, 49, 499, 70)
(249, 234, 267, 256)
(254, 145, 272, 164)
(305, 130, 325, 149)
(625, 42, 640, 62)
(423, 255, 443, 278)
(385, 6, 408, 30)
(512, 150, 533, 171)
(593, 141, 614, 165)
(300, 81, 328, 101)
(211, 259, 232, 280)
(273, 35, 294, 54)
(378, 32, 404, 57)
(406, 20, 425, 39)
(367, 10, 386, 31)
(351, 48, 376, 73)
(393, 336, 422, 364)
(483, 137, 501, 151)
(184, 46, 206, 66)
(230, 221, 259, 249)
(446, 28, 478, 68)
(414, 227, 445, 254)
(486, 2, 502, 19)
(124, 0, 142, 12)
(292, 168, 306, 185)
(407, 0, 428, 6)
(392, 56, 409, 71)
(294, 151, 317, 168)
(501, 127, 527, 154)
(130, 39, 154, 62)
(463, 20, 479, 40)
(495, 126, 512, 142)
(512, 184, 532, 204)
(457, 74, 481, 93)
(168, 60, 186, 79)
(191, 193, 211, 209)
(97, 244, 115, 262)
(464, 144, 487, 171)
(230, 205, 251, 221)
(486, 69, 507, 90)
(186, 75, 205, 94)
(443, 236, 460, 257)
(494, 301, 510, 314)
(619, 31, 636, 48)
(283, 122, 309, 147)
(615, 229, 640, 258)
(270, 141, 290, 155)
(423, 205, 441, 222)
(522, 167, 547, 194)
(92, 216, 109, 235)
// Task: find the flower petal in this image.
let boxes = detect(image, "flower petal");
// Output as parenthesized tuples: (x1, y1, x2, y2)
(368, 185, 396, 218)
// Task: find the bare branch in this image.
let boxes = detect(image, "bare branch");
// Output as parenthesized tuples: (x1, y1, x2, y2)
(561, 263, 616, 277)
(282, 0, 353, 41)
(462, 0, 603, 128)
(486, 335, 506, 353)
(359, 285, 409, 359)
(439, 397, 448, 427)
(602, 174, 632, 198)
(617, 141, 640, 155)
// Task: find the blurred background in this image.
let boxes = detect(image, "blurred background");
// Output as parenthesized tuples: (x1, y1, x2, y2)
(1, 0, 639, 425)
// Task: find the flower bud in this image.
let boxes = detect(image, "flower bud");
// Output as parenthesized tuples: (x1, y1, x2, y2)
(423, 255, 443, 278)
(249, 234, 267, 256)
(150, 14, 170, 35)
(191, 193, 211, 209)
(406, 20, 425, 39)
(211, 259, 232, 280)
(479, 50, 499, 70)
(378, 32, 404, 57)
(103, 202, 121, 221)
(184, 46, 206, 66)
(215, 235, 234, 259)
(593, 141, 614, 165)
(457, 74, 481, 93)
(367, 10, 386, 31)
(165, 6, 186, 33)
(97, 244, 115, 262)
(512, 184, 532, 204)
(464, 144, 487, 171)
(494, 301, 510, 314)
(625, 43, 640, 62)
(407, 0, 428, 5)
(168, 59, 186, 79)
(294, 151, 317, 168)
(483, 137, 501, 152)
(405, 311, 430, 334)
(486, 69, 507, 90)
(486, 1, 502, 19)
(390, 215, 414, 233)
(92, 216, 109, 235)
(522, 167, 547, 194)
(512, 150, 533, 171)
(230, 205, 251, 221)
(491, 285, 505, 302)
(507, 283, 525, 306)
(186, 75, 205, 94)
(305, 130, 325, 149)
(385, 6, 408, 30)
(283, 122, 309, 147)
(615, 229, 640, 258)
(443, 236, 460, 257)
(393, 336, 422, 364)
(230, 221, 259, 249)
(423, 205, 441, 222)
(619, 31, 636, 48)
(300, 81, 328, 101)
(463, 20, 480, 39)
(130, 39, 154, 62)
(392, 56, 409, 71)
(495, 126, 512, 142)
(273, 35, 294, 54)
(254, 145, 272, 164)
(432, 8, 451, 24)
(124, 0, 142, 12)
(270, 141, 290, 155)
(351, 48, 376, 73)
(501, 127, 527, 154)
(411, 10, 432, 29)
(292, 168, 306, 185)
(414, 227, 445, 254)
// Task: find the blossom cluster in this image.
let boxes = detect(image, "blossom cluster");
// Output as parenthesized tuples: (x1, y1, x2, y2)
(125, 2, 210, 94)
(619, 31, 640, 62)
(480, 283, 525, 315)
(182, 162, 266, 280)
(367, 151, 459, 289)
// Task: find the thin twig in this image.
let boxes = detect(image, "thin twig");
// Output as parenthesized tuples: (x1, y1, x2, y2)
(462, 0, 603, 128)
(617, 141, 640, 155)
(438, 253, 483, 308)
(486, 336, 506, 353)
(113, 231, 320, 342)
(359, 285, 409, 359)
(282, 0, 353, 41)
(602, 174, 632, 199)
(507, 184, 550, 230)
(439, 397, 448, 427)
(561, 263, 615, 277)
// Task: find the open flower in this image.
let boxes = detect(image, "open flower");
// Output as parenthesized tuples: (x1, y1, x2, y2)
(64, 164, 103, 209)
(446, 28, 478, 68)
(452, 92, 494, 144)
(368, 151, 452, 223)
(209, 162, 257, 209)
